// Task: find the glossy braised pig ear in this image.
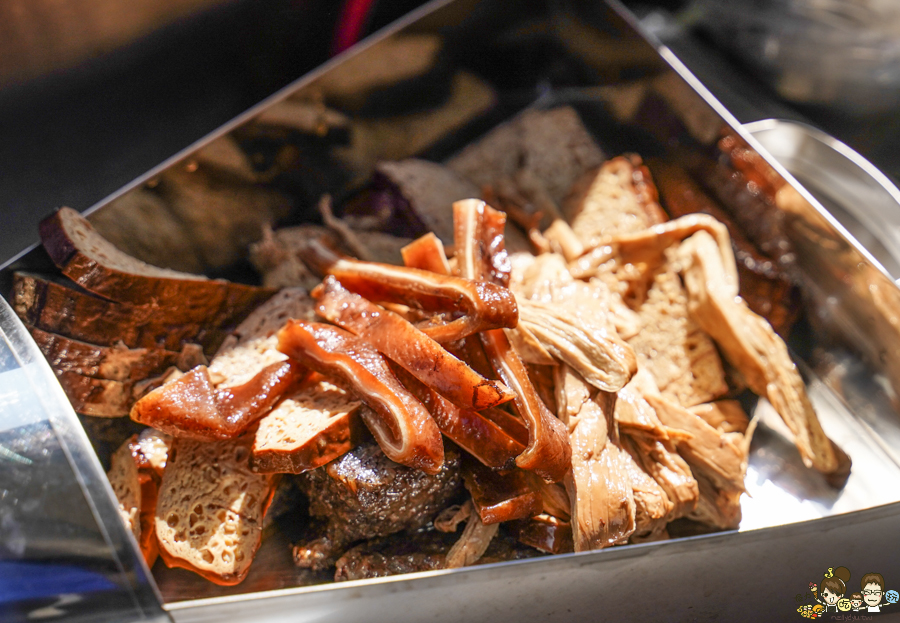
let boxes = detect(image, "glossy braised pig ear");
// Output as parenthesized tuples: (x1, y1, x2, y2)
(453, 198, 572, 484)
(315, 276, 515, 411)
(277, 319, 445, 474)
(677, 229, 840, 475)
(297, 236, 518, 343)
(395, 364, 524, 469)
(130, 361, 306, 441)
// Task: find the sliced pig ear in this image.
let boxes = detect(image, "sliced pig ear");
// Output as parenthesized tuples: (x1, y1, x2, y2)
(316, 277, 514, 411)
(300, 251, 518, 343)
(130, 361, 306, 441)
(452, 198, 571, 484)
(277, 319, 445, 474)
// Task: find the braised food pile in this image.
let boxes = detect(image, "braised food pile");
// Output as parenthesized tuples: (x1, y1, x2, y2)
(13, 106, 847, 587)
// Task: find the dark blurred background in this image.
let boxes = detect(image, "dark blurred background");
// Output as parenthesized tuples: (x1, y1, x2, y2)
(2, 0, 899, 264)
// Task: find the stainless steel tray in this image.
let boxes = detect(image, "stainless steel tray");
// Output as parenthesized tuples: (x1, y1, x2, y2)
(746, 118, 900, 280)
(4, 0, 900, 620)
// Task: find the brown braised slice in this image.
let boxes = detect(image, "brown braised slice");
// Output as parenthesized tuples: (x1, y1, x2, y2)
(155, 435, 276, 586)
(647, 158, 799, 336)
(29, 326, 205, 382)
(462, 458, 543, 525)
(12, 272, 228, 353)
(480, 329, 571, 484)
(609, 214, 738, 289)
(395, 367, 524, 469)
(690, 401, 751, 436)
(621, 432, 698, 522)
(622, 449, 672, 543)
(107, 438, 141, 540)
(297, 238, 518, 344)
(400, 236, 531, 465)
(453, 198, 512, 288)
(614, 368, 673, 441)
(130, 361, 307, 440)
(646, 395, 747, 495)
(562, 154, 668, 247)
(128, 429, 170, 567)
(677, 230, 839, 474)
(137, 471, 160, 568)
(277, 319, 444, 474)
(517, 298, 635, 393)
(59, 369, 173, 418)
(315, 276, 515, 410)
(440, 500, 501, 569)
(401, 232, 452, 275)
(690, 473, 743, 530)
(251, 375, 364, 474)
(39, 207, 275, 323)
(453, 198, 571, 484)
(508, 514, 574, 555)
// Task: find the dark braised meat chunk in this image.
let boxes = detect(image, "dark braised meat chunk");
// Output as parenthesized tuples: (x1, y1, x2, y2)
(334, 529, 452, 581)
(334, 527, 542, 582)
(294, 441, 462, 569)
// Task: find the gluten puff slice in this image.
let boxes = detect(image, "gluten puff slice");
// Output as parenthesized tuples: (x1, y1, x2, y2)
(108, 438, 141, 539)
(155, 436, 276, 585)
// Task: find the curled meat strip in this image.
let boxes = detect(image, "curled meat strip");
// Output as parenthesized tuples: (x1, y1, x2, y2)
(462, 458, 543, 525)
(299, 237, 518, 343)
(299, 239, 519, 342)
(315, 276, 515, 411)
(480, 330, 571, 483)
(401, 221, 534, 470)
(401, 233, 452, 275)
(453, 199, 571, 483)
(130, 361, 306, 440)
(394, 366, 524, 469)
(277, 319, 444, 474)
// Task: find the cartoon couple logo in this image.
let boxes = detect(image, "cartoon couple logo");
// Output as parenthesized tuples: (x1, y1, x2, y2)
(797, 567, 899, 618)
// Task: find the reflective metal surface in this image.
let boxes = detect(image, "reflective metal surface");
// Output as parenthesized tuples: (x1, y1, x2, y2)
(0, 297, 169, 622)
(746, 118, 900, 280)
(4, 0, 900, 620)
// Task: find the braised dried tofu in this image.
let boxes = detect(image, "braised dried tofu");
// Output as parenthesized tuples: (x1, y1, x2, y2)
(251, 378, 363, 474)
(563, 155, 667, 246)
(627, 269, 729, 407)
